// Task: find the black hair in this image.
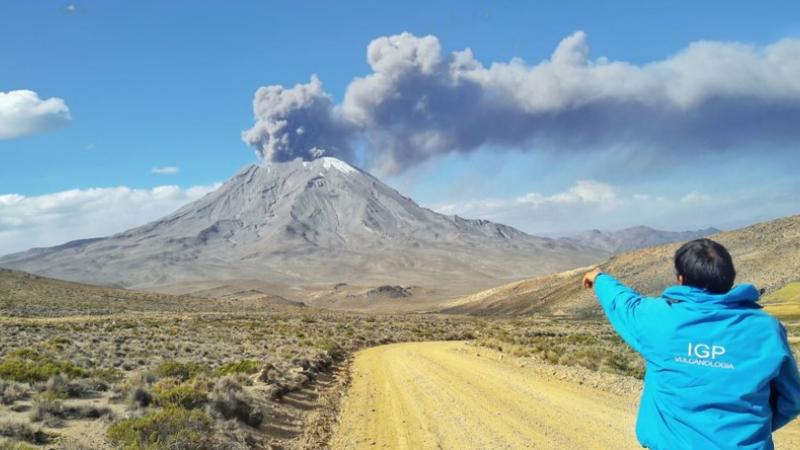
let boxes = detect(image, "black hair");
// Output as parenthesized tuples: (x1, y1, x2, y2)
(674, 238, 736, 294)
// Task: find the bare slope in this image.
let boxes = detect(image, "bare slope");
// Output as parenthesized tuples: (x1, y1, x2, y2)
(0, 157, 604, 292)
(443, 214, 800, 317)
(0, 267, 301, 317)
(330, 341, 800, 449)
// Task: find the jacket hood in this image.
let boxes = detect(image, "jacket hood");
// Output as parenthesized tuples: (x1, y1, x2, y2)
(661, 283, 762, 309)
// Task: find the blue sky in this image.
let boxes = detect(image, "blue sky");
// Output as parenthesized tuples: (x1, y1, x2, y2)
(1, 1, 799, 254)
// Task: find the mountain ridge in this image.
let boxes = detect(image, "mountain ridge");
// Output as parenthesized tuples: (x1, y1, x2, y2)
(442, 214, 800, 317)
(560, 225, 721, 254)
(0, 158, 603, 292)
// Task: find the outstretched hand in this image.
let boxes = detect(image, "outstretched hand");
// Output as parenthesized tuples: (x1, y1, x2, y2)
(582, 268, 602, 289)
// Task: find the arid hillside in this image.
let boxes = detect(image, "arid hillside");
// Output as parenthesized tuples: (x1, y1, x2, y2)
(443, 214, 800, 317)
(0, 268, 280, 317)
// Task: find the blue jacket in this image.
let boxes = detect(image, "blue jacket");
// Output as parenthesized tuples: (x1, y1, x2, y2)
(594, 273, 800, 449)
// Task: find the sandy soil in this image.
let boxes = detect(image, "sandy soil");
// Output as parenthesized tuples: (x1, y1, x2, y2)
(331, 341, 800, 450)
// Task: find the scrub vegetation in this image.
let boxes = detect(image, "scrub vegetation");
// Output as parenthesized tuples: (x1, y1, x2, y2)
(764, 282, 800, 321)
(0, 270, 486, 448)
(476, 318, 646, 378)
(1, 268, 797, 448)
(0, 308, 476, 448)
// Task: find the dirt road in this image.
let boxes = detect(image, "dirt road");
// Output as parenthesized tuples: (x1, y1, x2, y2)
(331, 341, 800, 450)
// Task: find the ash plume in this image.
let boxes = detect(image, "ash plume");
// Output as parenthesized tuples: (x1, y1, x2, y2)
(242, 76, 356, 162)
(243, 31, 800, 173)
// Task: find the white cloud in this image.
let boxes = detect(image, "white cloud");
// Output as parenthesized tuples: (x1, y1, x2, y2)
(432, 180, 619, 221)
(64, 3, 86, 14)
(0, 90, 71, 139)
(681, 191, 712, 203)
(516, 180, 617, 206)
(0, 183, 221, 256)
(429, 179, 799, 235)
(150, 166, 179, 175)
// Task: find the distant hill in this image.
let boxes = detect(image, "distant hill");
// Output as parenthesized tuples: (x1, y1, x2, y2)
(561, 226, 721, 254)
(0, 267, 197, 316)
(0, 268, 307, 317)
(442, 214, 800, 317)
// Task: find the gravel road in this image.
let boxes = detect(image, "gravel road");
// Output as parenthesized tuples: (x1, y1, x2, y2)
(331, 341, 800, 449)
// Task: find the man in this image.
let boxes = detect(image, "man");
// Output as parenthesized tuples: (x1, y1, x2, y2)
(583, 238, 800, 449)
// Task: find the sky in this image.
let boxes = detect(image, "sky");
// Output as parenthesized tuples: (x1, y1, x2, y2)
(1, 1, 799, 255)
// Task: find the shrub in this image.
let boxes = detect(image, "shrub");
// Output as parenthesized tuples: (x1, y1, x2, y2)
(565, 333, 599, 346)
(319, 341, 344, 360)
(0, 442, 39, 450)
(217, 360, 261, 377)
(0, 422, 51, 445)
(207, 377, 263, 427)
(42, 375, 106, 400)
(91, 367, 124, 383)
(50, 440, 94, 450)
(106, 407, 214, 449)
(71, 377, 109, 395)
(126, 386, 152, 409)
(154, 361, 206, 381)
(48, 337, 71, 351)
(30, 399, 113, 425)
(0, 381, 29, 405)
(0, 351, 86, 383)
(43, 375, 68, 399)
(265, 383, 289, 401)
(152, 379, 208, 410)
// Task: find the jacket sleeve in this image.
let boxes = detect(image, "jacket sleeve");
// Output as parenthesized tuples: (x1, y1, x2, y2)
(593, 273, 646, 353)
(771, 326, 800, 431)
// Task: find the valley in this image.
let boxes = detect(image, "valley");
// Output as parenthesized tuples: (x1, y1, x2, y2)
(0, 161, 797, 449)
(1, 219, 798, 449)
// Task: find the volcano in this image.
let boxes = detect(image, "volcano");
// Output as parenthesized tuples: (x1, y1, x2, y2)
(0, 157, 605, 291)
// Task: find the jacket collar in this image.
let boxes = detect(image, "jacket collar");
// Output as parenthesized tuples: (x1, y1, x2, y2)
(661, 284, 762, 309)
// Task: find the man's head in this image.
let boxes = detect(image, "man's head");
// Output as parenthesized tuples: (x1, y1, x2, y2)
(674, 238, 736, 294)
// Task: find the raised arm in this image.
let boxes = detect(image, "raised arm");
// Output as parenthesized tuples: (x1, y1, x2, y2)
(583, 269, 646, 353)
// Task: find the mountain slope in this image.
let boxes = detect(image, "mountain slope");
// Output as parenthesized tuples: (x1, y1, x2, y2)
(561, 226, 721, 254)
(0, 267, 215, 316)
(0, 157, 605, 292)
(442, 214, 800, 317)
